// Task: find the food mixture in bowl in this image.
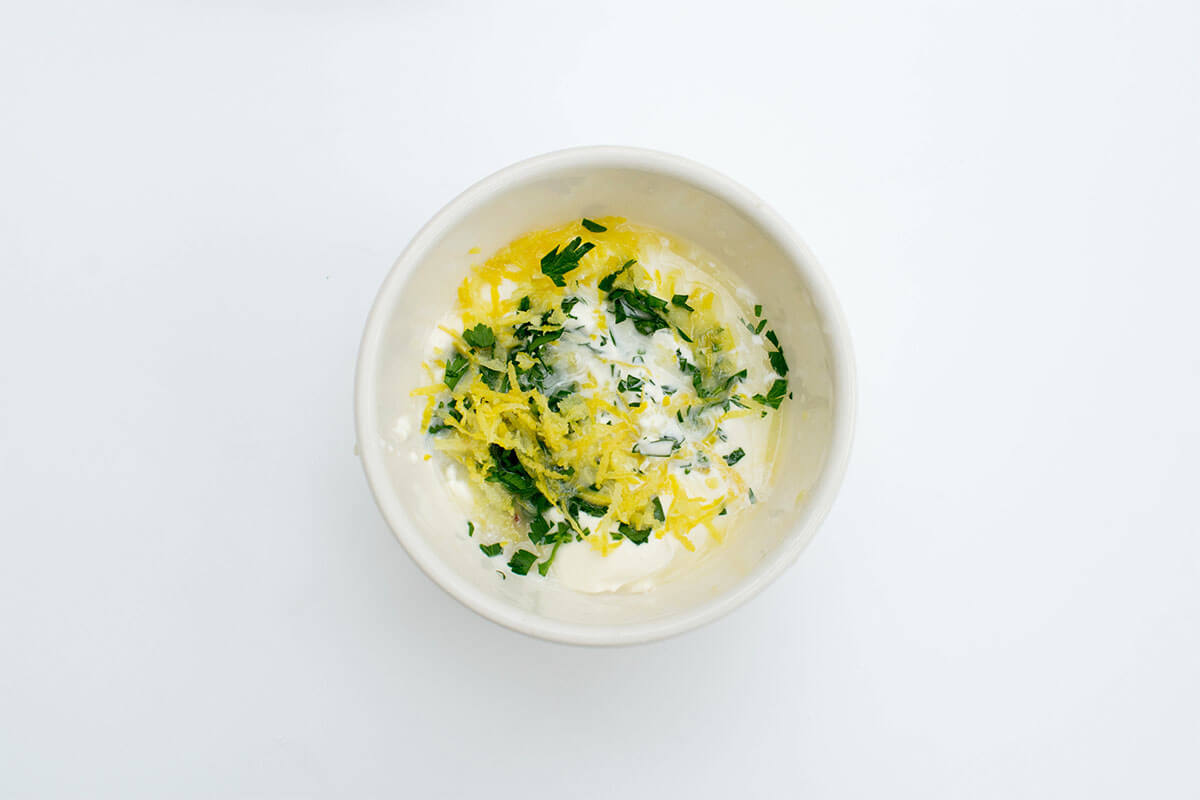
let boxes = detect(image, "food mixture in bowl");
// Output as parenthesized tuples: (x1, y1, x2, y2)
(412, 217, 791, 592)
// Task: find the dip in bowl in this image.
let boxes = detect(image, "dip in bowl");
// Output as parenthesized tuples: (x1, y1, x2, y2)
(356, 146, 855, 645)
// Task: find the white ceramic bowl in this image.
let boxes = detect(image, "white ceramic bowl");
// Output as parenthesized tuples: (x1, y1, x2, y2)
(355, 146, 856, 645)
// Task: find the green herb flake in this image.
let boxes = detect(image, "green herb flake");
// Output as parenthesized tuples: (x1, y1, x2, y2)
(754, 304, 763, 317)
(755, 319, 767, 335)
(537, 539, 563, 576)
(480, 543, 502, 557)
(540, 237, 595, 287)
(671, 294, 694, 311)
(467, 521, 475, 537)
(608, 287, 672, 336)
(652, 497, 665, 522)
(485, 445, 539, 496)
(518, 295, 531, 311)
(768, 349, 789, 376)
(749, 488, 757, 504)
(752, 379, 788, 410)
(528, 515, 551, 545)
(597, 259, 636, 293)
(443, 353, 469, 389)
(568, 496, 607, 519)
(508, 549, 537, 575)
(617, 523, 651, 545)
(462, 323, 495, 349)
(724, 448, 746, 466)
(478, 365, 509, 392)
(765, 329, 781, 349)
(581, 218, 607, 233)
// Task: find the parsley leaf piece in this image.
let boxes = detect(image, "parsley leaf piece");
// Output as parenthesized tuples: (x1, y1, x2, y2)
(467, 521, 474, 537)
(634, 437, 680, 457)
(478, 366, 509, 392)
(443, 353, 469, 389)
(518, 295, 531, 311)
(581, 218, 607, 233)
(537, 539, 563, 576)
(769, 348, 789, 376)
(617, 375, 644, 393)
(608, 287, 671, 335)
(754, 304, 763, 317)
(528, 515, 551, 545)
(671, 294, 694, 311)
(752, 379, 789, 410)
(485, 445, 539, 496)
(617, 523, 651, 545)
(568, 496, 607, 518)
(480, 543, 502, 557)
(652, 497, 665, 522)
(561, 296, 581, 315)
(765, 329, 781, 349)
(723, 369, 748, 391)
(597, 259, 636, 293)
(724, 448, 746, 466)
(755, 319, 767, 334)
(462, 323, 495, 349)
(508, 549, 537, 575)
(540, 237, 594, 286)
(547, 386, 573, 412)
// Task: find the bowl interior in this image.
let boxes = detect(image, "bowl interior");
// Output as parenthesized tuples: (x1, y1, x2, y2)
(358, 152, 846, 643)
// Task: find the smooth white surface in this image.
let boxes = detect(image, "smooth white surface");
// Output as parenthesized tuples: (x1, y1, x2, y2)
(356, 147, 853, 644)
(2, 1, 1198, 796)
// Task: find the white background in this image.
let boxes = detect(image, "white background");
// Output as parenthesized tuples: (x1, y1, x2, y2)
(3, 1, 1198, 797)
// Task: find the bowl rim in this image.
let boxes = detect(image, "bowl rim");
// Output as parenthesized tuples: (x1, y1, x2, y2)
(355, 145, 857, 646)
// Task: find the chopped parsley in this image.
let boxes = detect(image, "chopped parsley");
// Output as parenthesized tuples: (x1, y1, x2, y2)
(724, 448, 746, 466)
(769, 349, 789, 376)
(753, 379, 788, 410)
(507, 549, 537, 575)
(480, 542, 502, 557)
(608, 287, 671, 334)
(485, 445, 539, 497)
(671, 293, 694, 311)
(540, 237, 594, 286)
(652, 497, 665, 522)
(597, 259, 635, 293)
(568, 496, 608, 518)
(615, 523, 651, 545)
(537, 540, 563, 576)
(443, 353, 469, 389)
(528, 515, 551, 544)
(467, 521, 474, 537)
(581, 218, 607, 233)
(617, 375, 645, 393)
(462, 323, 495, 349)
